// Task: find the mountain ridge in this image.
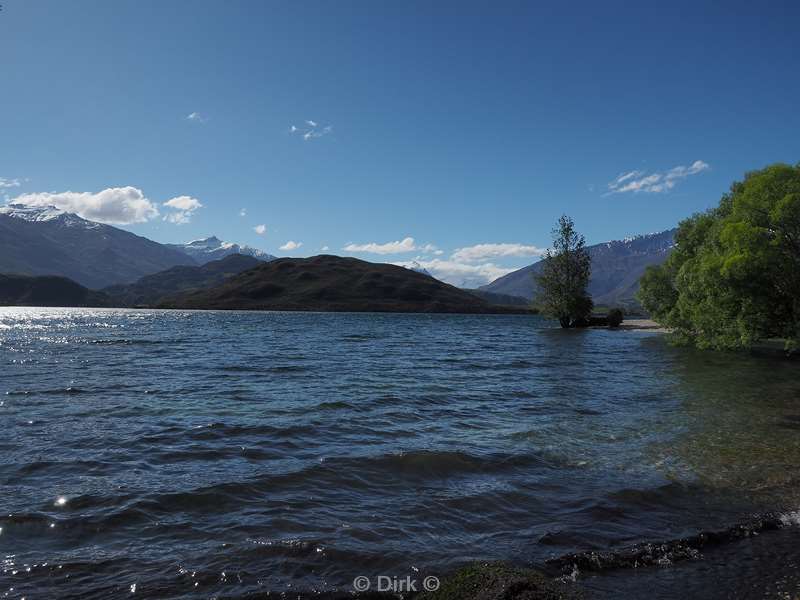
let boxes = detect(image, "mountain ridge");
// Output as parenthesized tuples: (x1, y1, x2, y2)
(167, 236, 275, 264)
(0, 204, 195, 289)
(481, 229, 676, 306)
(103, 254, 263, 307)
(0, 204, 276, 288)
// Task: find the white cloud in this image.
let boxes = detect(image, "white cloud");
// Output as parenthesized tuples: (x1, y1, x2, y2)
(163, 195, 203, 225)
(392, 259, 514, 288)
(11, 187, 160, 225)
(290, 120, 332, 141)
(280, 240, 302, 251)
(614, 170, 642, 185)
(164, 212, 190, 225)
(186, 111, 207, 123)
(321, 245, 330, 251)
(452, 243, 546, 263)
(303, 126, 332, 141)
(239, 208, 247, 217)
(343, 236, 421, 255)
(254, 224, 267, 235)
(0, 178, 21, 189)
(420, 243, 441, 254)
(163, 196, 202, 211)
(606, 160, 710, 195)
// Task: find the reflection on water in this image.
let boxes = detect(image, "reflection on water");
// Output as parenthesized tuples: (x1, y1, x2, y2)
(0, 307, 798, 599)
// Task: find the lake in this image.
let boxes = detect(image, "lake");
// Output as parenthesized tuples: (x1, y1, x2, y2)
(1, 308, 799, 598)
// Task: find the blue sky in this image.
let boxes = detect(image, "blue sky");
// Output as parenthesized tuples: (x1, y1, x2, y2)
(2, 0, 798, 286)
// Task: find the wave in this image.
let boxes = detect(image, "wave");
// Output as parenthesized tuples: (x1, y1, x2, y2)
(547, 510, 798, 575)
(267, 365, 309, 373)
(219, 364, 264, 372)
(509, 359, 535, 368)
(88, 339, 164, 345)
(217, 363, 310, 374)
(129, 422, 317, 446)
(305, 449, 562, 486)
(13, 459, 120, 477)
(49, 449, 554, 521)
(315, 400, 355, 410)
(340, 333, 381, 342)
(5, 387, 84, 396)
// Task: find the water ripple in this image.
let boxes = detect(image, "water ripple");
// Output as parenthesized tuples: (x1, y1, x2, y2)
(2, 307, 800, 598)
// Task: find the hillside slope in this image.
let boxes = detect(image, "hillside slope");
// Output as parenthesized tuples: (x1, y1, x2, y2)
(160, 255, 518, 313)
(0, 273, 109, 307)
(103, 254, 263, 307)
(465, 289, 531, 307)
(0, 204, 195, 288)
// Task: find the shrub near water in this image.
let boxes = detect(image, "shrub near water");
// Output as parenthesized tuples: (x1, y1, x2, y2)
(638, 163, 800, 351)
(607, 308, 624, 328)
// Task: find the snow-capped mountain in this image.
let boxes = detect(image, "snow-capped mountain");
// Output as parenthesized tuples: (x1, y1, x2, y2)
(0, 204, 195, 288)
(406, 260, 434, 278)
(0, 203, 101, 227)
(167, 236, 275, 265)
(480, 229, 677, 307)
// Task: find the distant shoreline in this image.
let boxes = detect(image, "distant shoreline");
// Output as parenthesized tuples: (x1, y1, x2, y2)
(615, 318, 669, 333)
(0, 303, 536, 315)
(0, 305, 660, 327)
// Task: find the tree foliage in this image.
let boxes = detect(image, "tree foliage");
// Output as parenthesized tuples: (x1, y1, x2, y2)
(638, 163, 800, 351)
(535, 215, 593, 328)
(607, 308, 624, 327)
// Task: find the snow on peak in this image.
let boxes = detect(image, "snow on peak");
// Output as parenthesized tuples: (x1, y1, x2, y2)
(406, 260, 434, 277)
(602, 229, 675, 247)
(0, 203, 101, 228)
(184, 236, 222, 247)
(0, 203, 66, 222)
(167, 235, 275, 264)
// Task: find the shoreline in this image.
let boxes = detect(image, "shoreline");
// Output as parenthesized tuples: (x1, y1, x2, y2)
(615, 318, 669, 333)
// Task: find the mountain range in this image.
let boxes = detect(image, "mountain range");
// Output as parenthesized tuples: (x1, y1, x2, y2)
(480, 229, 676, 307)
(0, 204, 273, 288)
(0, 203, 676, 310)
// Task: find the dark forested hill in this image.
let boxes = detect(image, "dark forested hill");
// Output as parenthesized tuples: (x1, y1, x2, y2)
(103, 254, 262, 306)
(160, 255, 521, 313)
(0, 273, 109, 307)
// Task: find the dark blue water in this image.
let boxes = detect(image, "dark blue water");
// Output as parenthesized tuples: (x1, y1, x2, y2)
(2, 308, 800, 598)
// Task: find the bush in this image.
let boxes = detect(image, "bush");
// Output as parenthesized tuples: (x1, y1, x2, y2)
(636, 163, 800, 351)
(607, 307, 624, 327)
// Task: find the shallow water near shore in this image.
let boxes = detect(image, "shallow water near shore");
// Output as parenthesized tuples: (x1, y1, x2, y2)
(2, 307, 799, 598)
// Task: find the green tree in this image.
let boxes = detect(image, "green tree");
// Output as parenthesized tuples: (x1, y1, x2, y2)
(535, 215, 593, 328)
(637, 163, 800, 351)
